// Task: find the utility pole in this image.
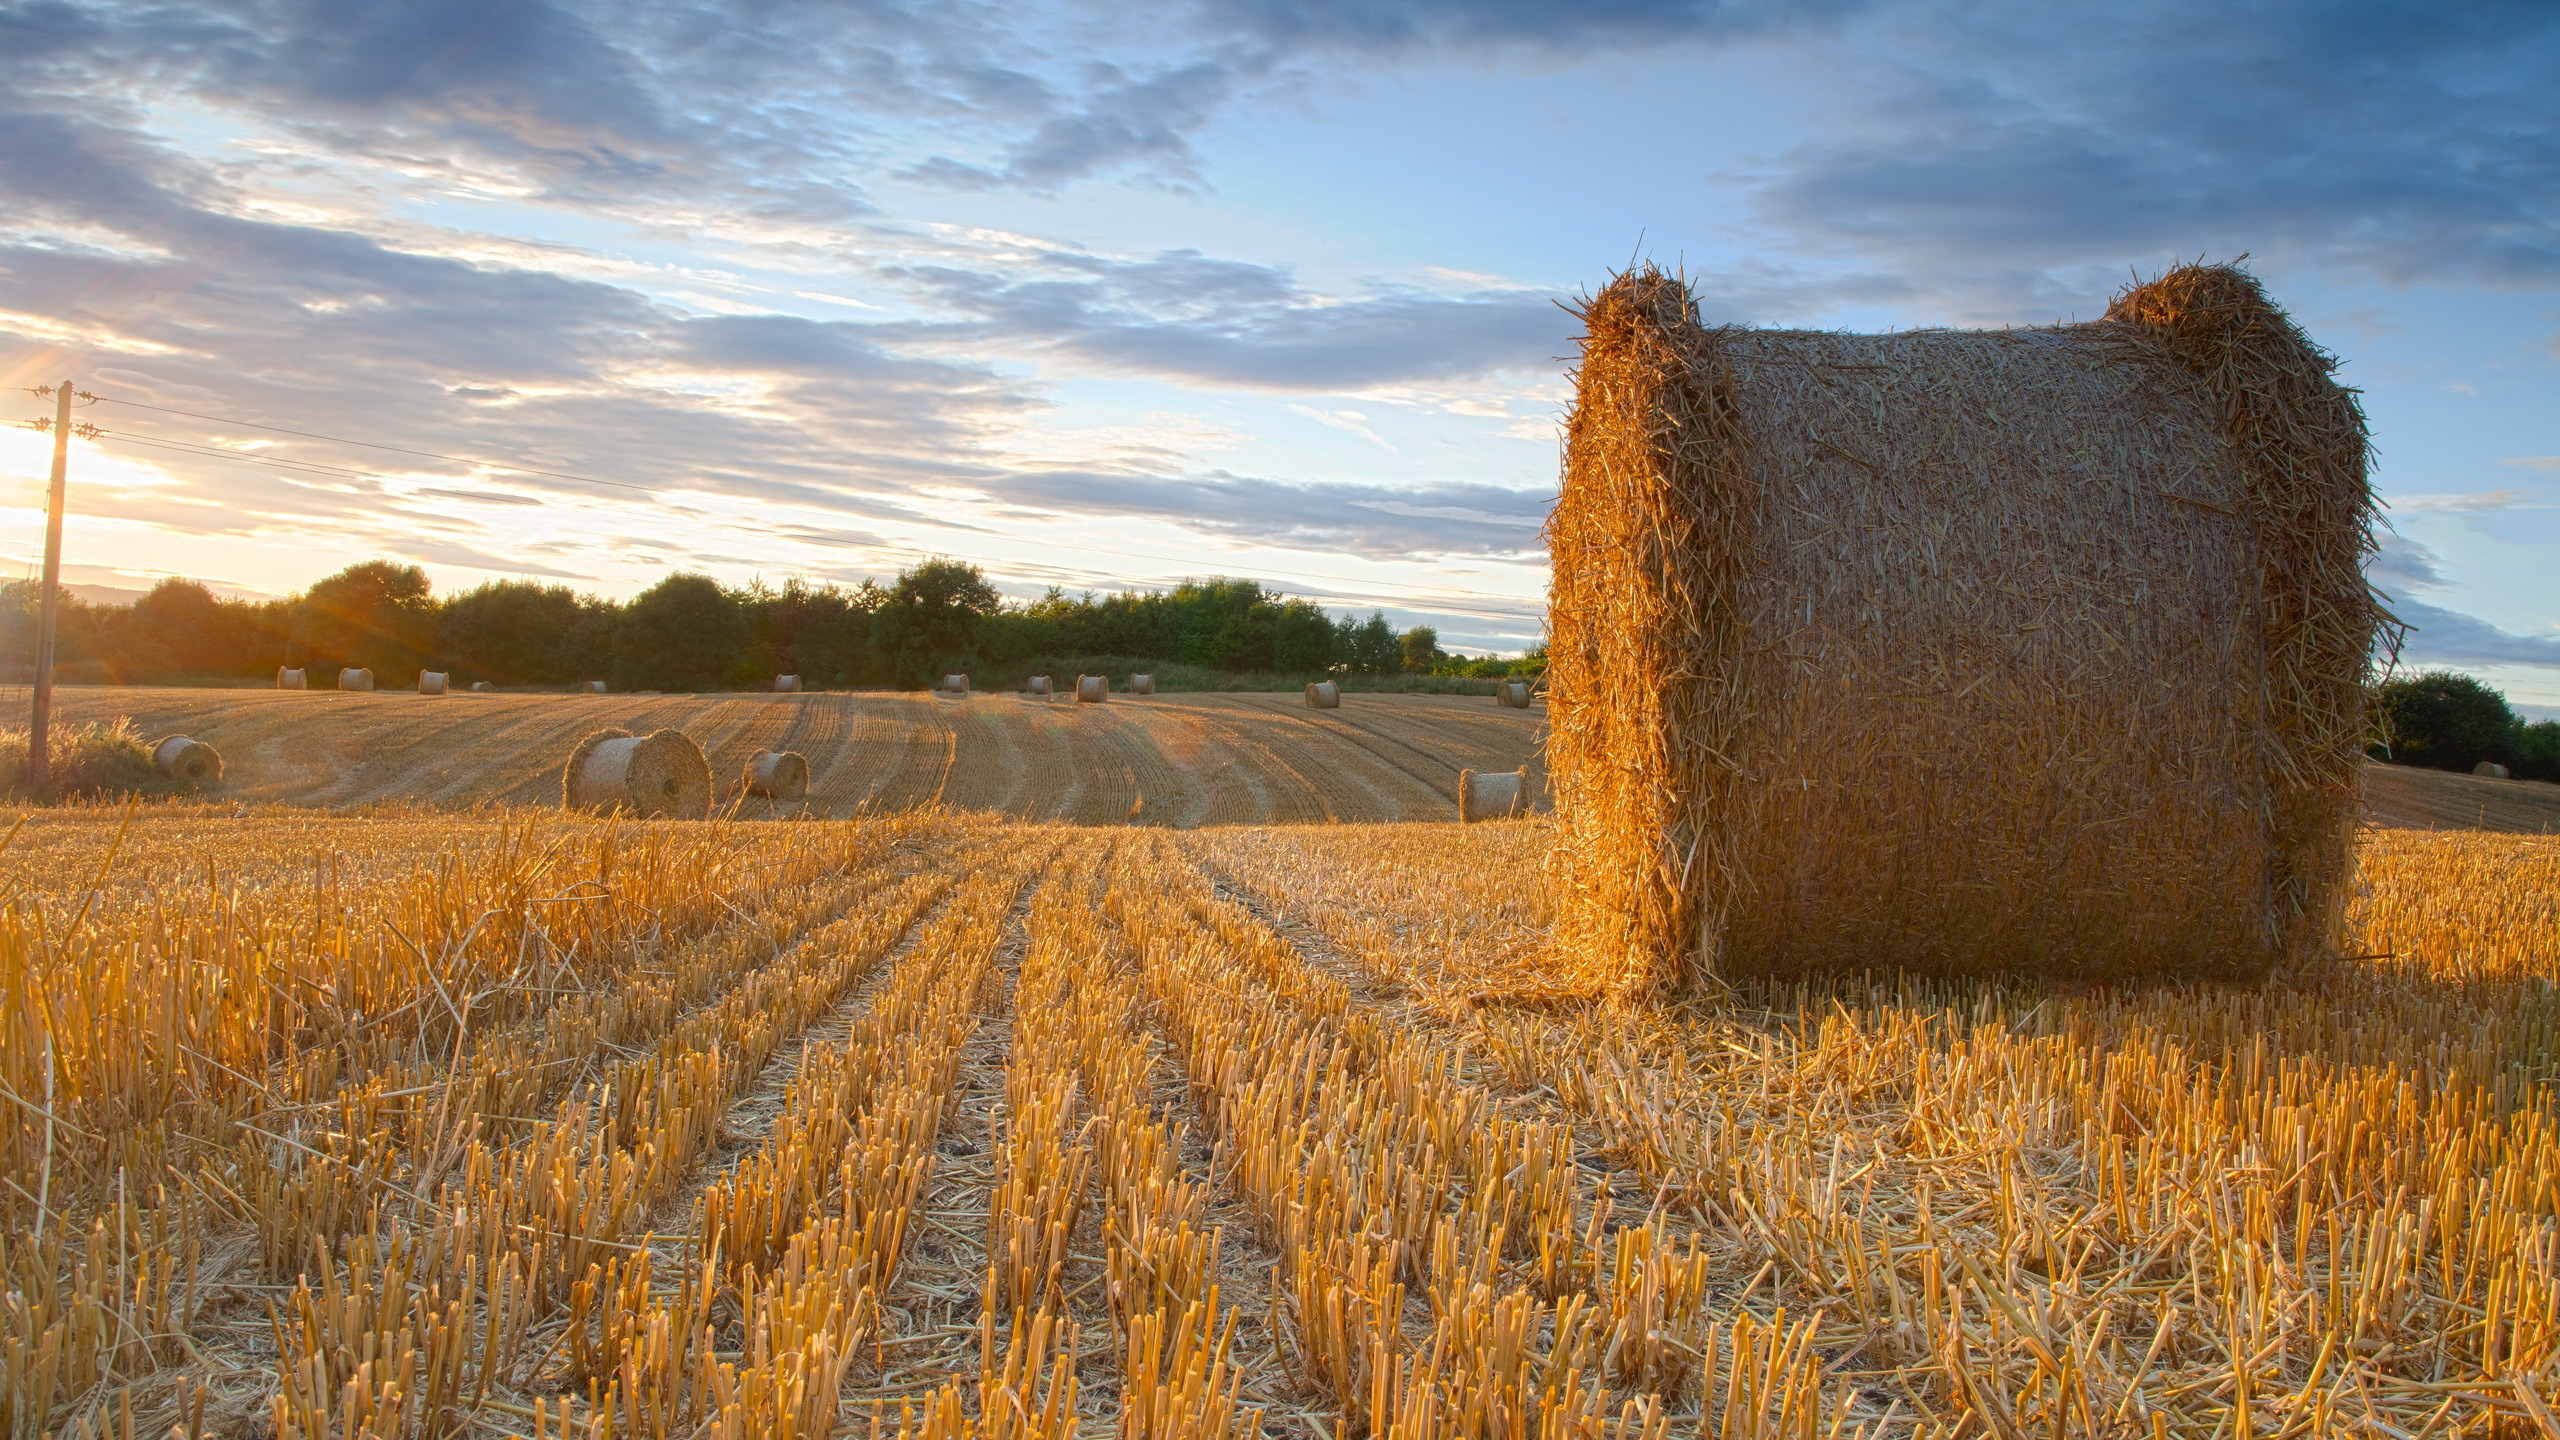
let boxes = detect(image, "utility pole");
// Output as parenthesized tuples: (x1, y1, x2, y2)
(28, 379, 71, 796)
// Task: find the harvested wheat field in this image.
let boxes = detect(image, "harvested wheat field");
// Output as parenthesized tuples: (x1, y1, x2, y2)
(39, 686, 1546, 824)
(3, 806, 2555, 1440)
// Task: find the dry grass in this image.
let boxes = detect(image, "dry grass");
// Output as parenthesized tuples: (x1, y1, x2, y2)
(4, 811, 2552, 1439)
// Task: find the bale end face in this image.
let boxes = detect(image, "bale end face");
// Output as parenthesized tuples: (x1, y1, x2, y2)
(1075, 674, 1106, 703)
(151, 736, 224, 785)
(1305, 680, 1341, 709)
(276, 667, 306, 690)
(1130, 674, 1156, 695)
(747, 749, 811, 799)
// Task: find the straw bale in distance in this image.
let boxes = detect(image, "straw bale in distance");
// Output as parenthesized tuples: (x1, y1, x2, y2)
(1545, 261, 2381, 993)
(2474, 761, 2510, 779)
(746, 749, 810, 799)
(1131, 673, 1155, 695)
(417, 670, 448, 695)
(774, 674, 800, 693)
(275, 666, 305, 690)
(337, 667, 374, 691)
(1075, 674, 1106, 703)
(1304, 680, 1341, 709)
(1496, 679, 1533, 708)
(150, 735, 223, 785)
(562, 728, 712, 818)
(1027, 675, 1054, 696)
(470, 681, 493, 693)
(1457, 766, 1528, 822)
(582, 680, 607, 694)
(943, 674, 970, 696)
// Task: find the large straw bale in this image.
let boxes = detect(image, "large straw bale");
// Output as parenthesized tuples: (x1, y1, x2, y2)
(151, 736, 223, 785)
(562, 728, 712, 818)
(417, 671, 448, 695)
(1457, 767, 1528, 822)
(276, 667, 305, 690)
(1075, 674, 1106, 703)
(1496, 680, 1533, 709)
(774, 674, 801, 693)
(747, 750, 810, 799)
(1546, 262, 2382, 993)
(1131, 673, 1156, 695)
(337, 667, 374, 692)
(1304, 680, 1341, 709)
(1027, 675, 1054, 697)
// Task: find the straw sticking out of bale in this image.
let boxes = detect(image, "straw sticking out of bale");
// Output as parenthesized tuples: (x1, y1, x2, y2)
(417, 671, 448, 695)
(337, 667, 374, 692)
(1076, 674, 1106, 703)
(276, 667, 306, 690)
(1027, 675, 1054, 697)
(943, 674, 970, 696)
(775, 674, 801, 693)
(1457, 767, 1528, 823)
(747, 749, 811, 799)
(1304, 680, 1341, 709)
(562, 728, 712, 818)
(582, 680, 607, 694)
(1545, 261, 2381, 994)
(2474, 761, 2511, 779)
(151, 736, 223, 785)
(1131, 674, 1156, 695)
(1496, 680, 1533, 709)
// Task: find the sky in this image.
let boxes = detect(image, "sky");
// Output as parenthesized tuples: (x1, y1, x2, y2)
(0, 0, 2553, 686)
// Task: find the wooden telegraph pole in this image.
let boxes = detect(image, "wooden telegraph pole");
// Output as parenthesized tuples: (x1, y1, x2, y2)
(28, 378, 71, 796)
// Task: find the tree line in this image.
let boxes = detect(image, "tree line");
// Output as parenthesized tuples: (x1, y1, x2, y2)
(2373, 670, 2560, 781)
(0, 559, 1543, 691)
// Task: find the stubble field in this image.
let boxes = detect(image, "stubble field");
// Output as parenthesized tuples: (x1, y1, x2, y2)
(3, 799, 2556, 1440)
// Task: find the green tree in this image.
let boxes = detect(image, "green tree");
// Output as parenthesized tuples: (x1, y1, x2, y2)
(1342, 611, 1399, 675)
(870, 560, 1002, 685)
(1398, 626, 1441, 674)
(2374, 670, 2520, 773)
(1271, 599, 1337, 673)
(440, 580, 617, 685)
(613, 573, 745, 691)
(2513, 719, 2560, 784)
(297, 561, 434, 682)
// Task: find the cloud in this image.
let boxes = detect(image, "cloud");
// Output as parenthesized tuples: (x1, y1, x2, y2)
(2384, 489, 2537, 514)
(2503, 456, 2560, 474)
(1193, 0, 1869, 54)
(1752, 0, 2560, 292)
(2390, 599, 2560, 670)
(990, 469, 1552, 558)
(892, 249, 1572, 389)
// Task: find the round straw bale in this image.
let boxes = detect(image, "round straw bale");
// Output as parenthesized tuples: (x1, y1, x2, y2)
(1496, 679, 1533, 708)
(582, 680, 607, 694)
(1457, 767, 1528, 823)
(152, 736, 223, 785)
(774, 674, 801, 693)
(470, 680, 493, 693)
(562, 728, 711, 818)
(337, 667, 374, 691)
(2473, 761, 2511, 779)
(1027, 675, 1054, 696)
(1304, 680, 1341, 709)
(1075, 674, 1106, 703)
(943, 674, 970, 696)
(276, 667, 306, 690)
(747, 749, 810, 799)
(1130, 673, 1156, 695)
(1546, 262, 2382, 991)
(417, 671, 448, 695)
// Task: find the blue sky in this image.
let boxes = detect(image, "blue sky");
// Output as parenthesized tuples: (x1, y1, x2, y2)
(0, 0, 2553, 687)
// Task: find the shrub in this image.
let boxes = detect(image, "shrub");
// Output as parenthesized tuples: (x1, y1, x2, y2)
(2373, 671, 2519, 773)
(0, 719, 193, 799)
